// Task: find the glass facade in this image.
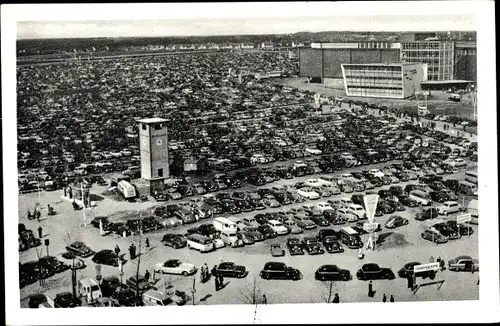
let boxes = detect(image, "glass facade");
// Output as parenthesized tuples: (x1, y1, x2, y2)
(400, 41, 454, 81)
(343, 65, 404, 98)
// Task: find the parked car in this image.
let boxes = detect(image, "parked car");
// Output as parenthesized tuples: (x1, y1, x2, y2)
(397, 262, 436, 280)
(283, 219, 303, 234)
(421, 229, 448, 244)
(92, 250, 120, 267)
(161, 234, 187, 249)
(65, 241, 95, 258)
(302, 237, 325, 255)
(436, 201, 463, 215)
(39, 256, 71, 274)
(415, 207, 439, 221)
(259, 262, 302, 280)
(432, 223, 460, 240)
(215, 262, 247, 278)
(322, 236, 344, 254)
(385, 216, 409, 229)
(54, 292, 82, 308)
(356, 263, 395, 280)
(314, 265, 351, 281)
(445, 220, 474, 236)
(270, 244, 286, 257)
(448, 256, 479, 272)
(286, 237, 305, 255)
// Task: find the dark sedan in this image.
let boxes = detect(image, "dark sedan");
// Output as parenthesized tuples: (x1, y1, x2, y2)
(39, 256, 70, 274)
(286, 237, 305, 255)
(92, 250, 121, 267)
(356, 263, 395, 280)
(433, 223, 460, 240)
(215, 262, 247, 278)
(309, 215, 330, 227)
(302, 237, 325, 255)
(322, 236, 344, 254)
(445, 221, 474, 236)
(260, 262, 302, 281)
(162, 234, 187, 249)
(398, 262, 436, 280)
(65, 241, 95, 258)
(385, 216, 409, 229)
(257, 224, 277, 239)
(315, 265, 351, 281)
(398, 195, 418, 207)
(54, 292, 82, 308)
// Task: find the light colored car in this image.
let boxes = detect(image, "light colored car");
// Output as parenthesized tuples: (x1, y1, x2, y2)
(448, 256, 479, 272)
(369, 169, 385, 178)
(267, 220, 289, 235)
(297, 187, 320, 200)
(304, 179, 325, 187)
(263, 195, 281, 208)
(323, 185, 341, 195)
(316, 202, 334, 213)
(109, 151, 123, 158)
(283, 219, 303, 234)
(154, 259, 196, 276)
(437, 201, 462, 215)
(448, 158, 467, 168)
(337, 208, 358, 222)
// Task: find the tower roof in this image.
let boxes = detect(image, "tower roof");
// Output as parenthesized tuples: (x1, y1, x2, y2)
(137, 117, 168, 124)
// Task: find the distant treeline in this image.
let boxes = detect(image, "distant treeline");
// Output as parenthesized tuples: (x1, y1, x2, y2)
(17, 31, 476, 56)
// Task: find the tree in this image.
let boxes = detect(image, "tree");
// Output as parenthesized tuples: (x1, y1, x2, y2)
(321, 281, 336, 303)
(238, 276, 263, 305)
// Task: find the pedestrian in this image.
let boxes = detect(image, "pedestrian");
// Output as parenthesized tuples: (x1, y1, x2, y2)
(204, 263, 209, 281)
(27, 209, 32, 220)
(115, 245, 121, 257)
(214, 271, 219, 291)
(145, 237, 150, 248)
(382, 294, 387, 303)
(37, 226, 43, 239)
(128, 245, 133, 260)
(368, 280, 374, 298)
(145, 270, 150, 282)
(262, 294, 267, 304)
(36, 210, 41, 222)
(440, 258, 445, 271)
(332, 293, 340, 303)
(407, 276, 413, 290)
(211, 265, 217, 277)
(131, 244, 136, 259)
(390, 295, 394, 302)
(429, 256, 434, 263)
(200, 265, 206, 284)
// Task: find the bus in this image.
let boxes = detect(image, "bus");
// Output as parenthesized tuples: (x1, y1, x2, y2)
(117, 180, 137, 199)
(465, 171, 478, 184)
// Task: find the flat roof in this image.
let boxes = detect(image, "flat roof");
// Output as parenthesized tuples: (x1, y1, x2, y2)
(137, 117, 168, 124)
(421, 80, 474, 85)
(342, 62, 417, 67)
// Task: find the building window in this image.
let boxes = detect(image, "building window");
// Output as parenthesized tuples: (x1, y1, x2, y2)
(158, 168, 163, 177)
(141, 124, 147, 130)
(154, 124, 162, 130)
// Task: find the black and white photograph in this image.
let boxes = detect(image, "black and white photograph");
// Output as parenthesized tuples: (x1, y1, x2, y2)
(2, 2, 498, 325)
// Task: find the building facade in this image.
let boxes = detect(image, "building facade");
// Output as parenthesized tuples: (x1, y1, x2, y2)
(302, 40, 474, 84)
(138, 118, 169, 192)
(400, 41, 454, 81)
(454, 41, 477, 82)
(341, 63, 427, 99)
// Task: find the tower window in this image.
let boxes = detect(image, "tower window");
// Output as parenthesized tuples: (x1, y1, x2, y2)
(154, 124, 162, 130)
(141, 124, 147, 130)
(158, 168, 163, 177)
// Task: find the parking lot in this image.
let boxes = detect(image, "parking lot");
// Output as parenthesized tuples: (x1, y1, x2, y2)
(16, 48, 479, 308)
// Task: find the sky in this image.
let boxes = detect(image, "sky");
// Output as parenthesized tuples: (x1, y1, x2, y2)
(17, 15, 476, 40)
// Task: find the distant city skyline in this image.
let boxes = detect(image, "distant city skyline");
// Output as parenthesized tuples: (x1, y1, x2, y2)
(17, 15, 475, 40)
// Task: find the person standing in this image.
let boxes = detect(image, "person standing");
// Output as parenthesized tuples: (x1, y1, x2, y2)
(115, 245, 121, 257)
(145, 237, 150, 248)
(390, 295, 394, 302)
(382, 294, 387, 303)
(145, 270, 150, 282)
(200, 265, 206, 284)
(204, 263, 209, 281)
(262, 294, 267, 304)
(36, 209, 41, 222)
(368, 280, 374, 298)
(37, 226, 43, 239)
(332, 293, 340, 303)
(214, 270, 219, 291)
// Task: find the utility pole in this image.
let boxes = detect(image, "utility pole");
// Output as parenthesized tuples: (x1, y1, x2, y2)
(135, 212, 143, 303)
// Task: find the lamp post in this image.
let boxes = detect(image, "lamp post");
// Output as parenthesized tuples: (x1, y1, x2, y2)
(81, 182, 87, 227)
